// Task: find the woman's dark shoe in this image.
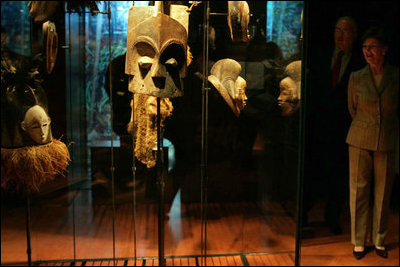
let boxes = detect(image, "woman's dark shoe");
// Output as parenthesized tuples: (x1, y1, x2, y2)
(375, 247, 388, 258)
(353, 249, 367, 260)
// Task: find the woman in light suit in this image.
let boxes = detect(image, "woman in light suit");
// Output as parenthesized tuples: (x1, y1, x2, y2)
(347, 26, 399, 260)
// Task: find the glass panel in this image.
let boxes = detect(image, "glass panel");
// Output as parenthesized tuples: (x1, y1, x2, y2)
(1, 1, 74, 264)
(202, 1, 303, 264)
(1, 2, 31, 263)
(67, 1, 146, 262)
(1, 1, 32, 57)
(69, 1, 202, 262)
(1, 1, 305, 266)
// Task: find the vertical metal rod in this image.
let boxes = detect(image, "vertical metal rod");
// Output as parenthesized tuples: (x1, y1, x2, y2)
(67, 8, 77, 264)
(131, 94, 137, 266)
(157, 97, 165, 266)
(25, 194, 32, 266)
(71, 189, 77, 266)
(200, 1, 210, 266)
(107, 2, 117, 266)
(295, 3, 308, 266)
(26, 14, 34, 267)
(130, 2, 139, 262)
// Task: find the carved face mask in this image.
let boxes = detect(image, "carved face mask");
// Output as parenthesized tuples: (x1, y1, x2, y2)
(1, 55, 53, 148)
(2, 87, 53, 148)
(208, 58, 247, 117)
(278, 60, 302, 116)
(1, 55, 69, 193)
(235, 76, 247, 111)
(125, 4, 189, 98)
(278, 77, 298, 116)
(21, 105, 51, 144)
(228, 1, 250, 42)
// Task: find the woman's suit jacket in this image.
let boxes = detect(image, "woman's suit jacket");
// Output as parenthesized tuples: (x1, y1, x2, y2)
(346, 64, 399, 151)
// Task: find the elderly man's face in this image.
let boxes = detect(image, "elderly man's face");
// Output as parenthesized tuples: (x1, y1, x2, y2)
(334, 19, 356, 51)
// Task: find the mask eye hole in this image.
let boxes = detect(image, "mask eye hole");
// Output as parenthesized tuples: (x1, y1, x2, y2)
(135, 42, 156, 58)
(160, 43, 185, 69)
(135, 41, 156, 78)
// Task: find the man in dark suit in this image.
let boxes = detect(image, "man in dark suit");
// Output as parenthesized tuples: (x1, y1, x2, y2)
(305, 16, 364, 234)
(324, 16, 365, 234)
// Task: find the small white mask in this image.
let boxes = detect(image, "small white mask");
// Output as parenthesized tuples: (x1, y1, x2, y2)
(20, 105, 51, 144)
(235, 76, 248, 111)
(278, 60, 302, 116)
(208, 58, 248, 117)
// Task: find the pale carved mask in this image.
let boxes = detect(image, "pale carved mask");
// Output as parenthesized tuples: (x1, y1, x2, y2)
(1, 54, 70, 194)
(278, 60, 302, 116)
(227, 1, 250, 42)
(20, 105, 51, 144)
(125, 3, 189, 98)
(1, 55, 53, 148)
(208, 58, 248, 117)
(235, 76, 247, 111)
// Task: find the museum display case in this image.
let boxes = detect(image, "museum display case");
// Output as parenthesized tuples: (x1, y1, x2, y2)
(2, 1, 398, 267)
(1, 1, 302, 265)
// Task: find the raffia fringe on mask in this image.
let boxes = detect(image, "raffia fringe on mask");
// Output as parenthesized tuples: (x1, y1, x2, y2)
(1, 139, 70, 192)
(127, 94, 173, 168)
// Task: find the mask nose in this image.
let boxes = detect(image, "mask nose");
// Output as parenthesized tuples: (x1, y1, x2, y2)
(40, 126, 46, 139)
(151, 63, 166, 89)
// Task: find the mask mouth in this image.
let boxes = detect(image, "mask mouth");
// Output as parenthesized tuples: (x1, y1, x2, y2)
(278, 98, 299, 105)
(152, 77, 166, 89)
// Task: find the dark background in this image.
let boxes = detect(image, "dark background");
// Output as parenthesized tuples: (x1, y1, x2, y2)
(305, 1, 399, 65)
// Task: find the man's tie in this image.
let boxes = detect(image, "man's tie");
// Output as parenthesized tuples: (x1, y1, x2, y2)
(331, 50, 344, 89)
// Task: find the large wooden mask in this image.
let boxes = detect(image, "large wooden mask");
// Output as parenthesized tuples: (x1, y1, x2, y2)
(125, 3, 189, 98)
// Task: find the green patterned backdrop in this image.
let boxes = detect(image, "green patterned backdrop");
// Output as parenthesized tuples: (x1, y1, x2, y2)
(266, 1, 304, 60)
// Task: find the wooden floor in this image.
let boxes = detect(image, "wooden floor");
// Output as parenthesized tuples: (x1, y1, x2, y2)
(1, 187, 398, 266)
(300, 201, 399, 266)
(33, 253, 295, 266)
